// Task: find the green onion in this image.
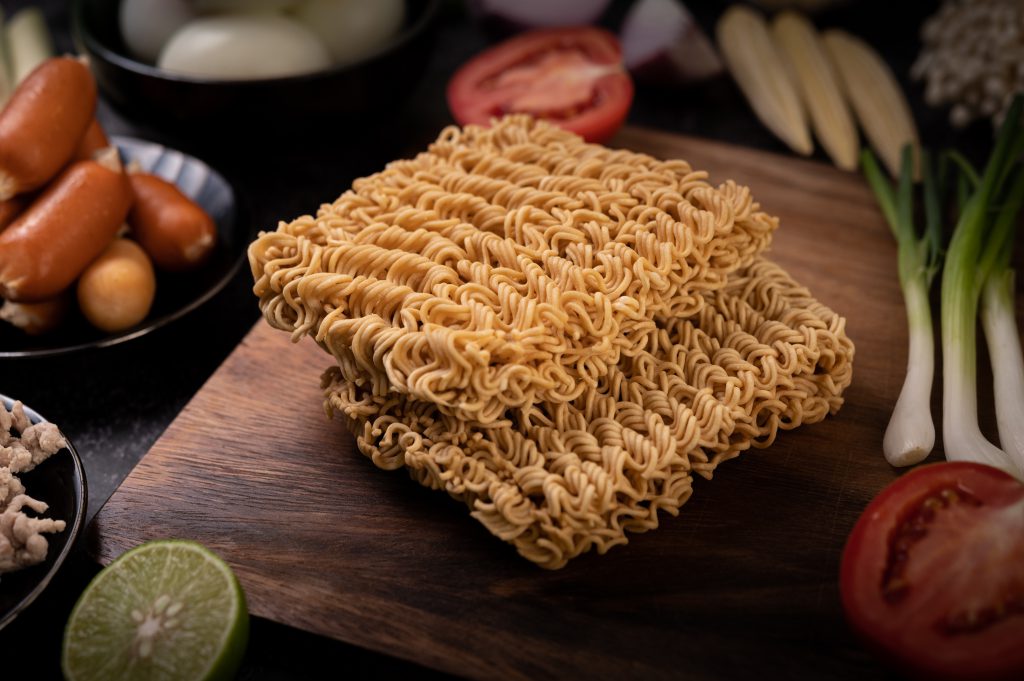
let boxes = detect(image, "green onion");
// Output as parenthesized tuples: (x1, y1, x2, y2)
(941, 95, 1024, 478)
(980, 163, 1024, 475)
(862, 145, 941, 466)
(945, 150, 980, 190)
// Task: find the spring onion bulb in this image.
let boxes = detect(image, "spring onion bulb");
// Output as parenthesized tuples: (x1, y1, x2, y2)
(941, 95, 1024, 478)
(979, 161, 1024, 474)
(862, 146, 942, 466)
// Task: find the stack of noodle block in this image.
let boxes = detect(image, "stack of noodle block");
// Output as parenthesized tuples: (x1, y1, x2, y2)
(249, 117, 854, 568)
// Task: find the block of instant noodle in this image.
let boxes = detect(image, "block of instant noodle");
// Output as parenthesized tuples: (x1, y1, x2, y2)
(250, 115, 777, 424)
(323, 259, 853, 569)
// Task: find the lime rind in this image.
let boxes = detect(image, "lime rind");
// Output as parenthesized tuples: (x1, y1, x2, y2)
(62, 539, 248, 681)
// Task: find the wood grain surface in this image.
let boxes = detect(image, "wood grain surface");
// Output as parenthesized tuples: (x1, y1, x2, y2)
(89, 128, 1014, 680)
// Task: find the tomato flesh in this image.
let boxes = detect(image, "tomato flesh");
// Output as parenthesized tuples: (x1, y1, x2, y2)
(841, 462, 1024, 681)
(447, 27, 633, 143)
(485, 51, 618, 118)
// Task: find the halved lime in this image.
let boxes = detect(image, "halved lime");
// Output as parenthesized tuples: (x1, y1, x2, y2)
(62, 540, 249, 681)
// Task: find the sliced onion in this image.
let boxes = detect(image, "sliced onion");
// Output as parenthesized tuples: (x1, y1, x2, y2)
(620, 0, 722, 84)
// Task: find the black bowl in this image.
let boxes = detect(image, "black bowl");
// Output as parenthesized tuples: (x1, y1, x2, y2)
(73, 0, 440, 133)
(0, 395, 87, 631)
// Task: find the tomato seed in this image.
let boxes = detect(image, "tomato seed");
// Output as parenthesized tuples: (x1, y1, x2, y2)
(880, 486, 986, 601)
(883, 577, 909, 603)
(942, 603, 1009, 634)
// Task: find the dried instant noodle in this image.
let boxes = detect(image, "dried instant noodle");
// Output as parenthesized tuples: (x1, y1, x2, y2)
(249, 117, 853, 568)
(323, 259, 853, 569)
(250, 115, 776, 423)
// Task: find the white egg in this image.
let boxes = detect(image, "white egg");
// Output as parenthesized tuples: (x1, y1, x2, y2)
(292, 0, 405, 67)
(157, 15, 331, 79)
(119, 0, 195, 63)
(190, 0, 300, 13)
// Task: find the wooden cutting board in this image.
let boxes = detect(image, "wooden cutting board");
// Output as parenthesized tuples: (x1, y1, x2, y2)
(89, 127, 984, 680)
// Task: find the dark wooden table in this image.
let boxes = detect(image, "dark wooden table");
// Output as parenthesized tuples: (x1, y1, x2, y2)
(2, 0, 988, 678)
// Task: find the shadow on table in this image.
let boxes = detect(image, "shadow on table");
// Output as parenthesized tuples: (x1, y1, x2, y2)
(5, 548, 457, 680)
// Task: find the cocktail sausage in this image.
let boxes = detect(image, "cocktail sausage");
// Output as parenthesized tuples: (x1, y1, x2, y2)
(129, 172, 217, 271)
(0, 57, 97, 200)
(0, 149, 132, 302)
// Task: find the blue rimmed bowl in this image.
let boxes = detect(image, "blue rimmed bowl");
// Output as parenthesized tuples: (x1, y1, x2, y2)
(0, 137, 245, 358)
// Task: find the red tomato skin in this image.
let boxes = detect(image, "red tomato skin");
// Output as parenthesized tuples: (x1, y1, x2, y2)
(446, 27, 633, 144)
(840, 462, 1024, 681)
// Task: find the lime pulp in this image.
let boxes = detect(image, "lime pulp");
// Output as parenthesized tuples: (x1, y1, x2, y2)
(62, 540, 249, 681)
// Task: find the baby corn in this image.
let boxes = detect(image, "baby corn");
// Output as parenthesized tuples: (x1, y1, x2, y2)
(716, 6, 812, 156)
(824, 29, 920, 178)
(772, 12, 859, 171)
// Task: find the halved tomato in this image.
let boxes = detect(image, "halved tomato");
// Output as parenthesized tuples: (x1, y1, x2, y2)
(446, 27, 633, 143)
(840, 462, 1024, 681)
